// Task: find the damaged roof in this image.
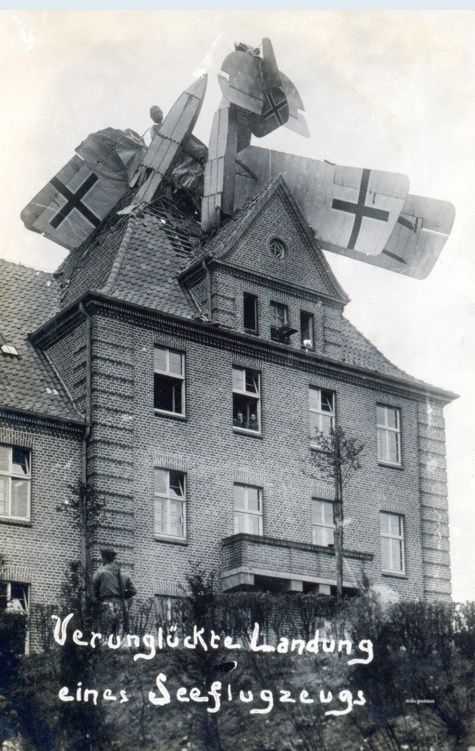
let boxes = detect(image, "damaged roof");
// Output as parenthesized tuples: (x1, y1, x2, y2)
(0, 259, 82, 423)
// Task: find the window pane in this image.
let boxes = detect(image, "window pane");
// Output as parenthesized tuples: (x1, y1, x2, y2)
(0, 476, 9, 515)
(387, 431, 399, 463)
(232, 367, 244, 391)
(234, 485, 246, 510)
(312, 502, 322, 524)
(10, 583, 28, 611)
(387, 408, 398, 429)
(322, 502, 334, 525)
(309, 388, 320, 411)
(154, 348, 167, 372)
(321, 414, 333, 437)
(12, 448, 30, 476)
(169, 471, 185, 498)
(380, 513, 390, 535)
(247, 487, 260, 512)
(300, 311, 313, 344)
(391, 539, 403, 571)
(11, 480, 28, 518)
(155, 498, 166, 534)
(0, 445, 9, 473)
(234, 511, 246, 534)
(390, 514, 401, 537)
(168, 351, 183, 376)
(321, 391, 334, 413)
(381, 537, 392, 570)
(248, 514, 261, 535)
(376, 406, 386, 426)
(245, 369, 259, 394)
(377, 429, 387, 460)
(309, 412, 320, 442)
(244, 294, 258, 333)
(169, 500, 184, 537)
(154, 374, 183, 413)
(154, 469, 168, 496)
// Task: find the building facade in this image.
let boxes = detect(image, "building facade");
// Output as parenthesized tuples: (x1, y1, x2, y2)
(0, 177, 456, 640)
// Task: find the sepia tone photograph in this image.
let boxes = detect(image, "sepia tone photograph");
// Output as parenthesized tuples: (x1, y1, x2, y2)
(0, 10, 474, 751)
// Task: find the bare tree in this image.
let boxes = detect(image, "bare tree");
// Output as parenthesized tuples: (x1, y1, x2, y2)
(310, 426, 364, 601)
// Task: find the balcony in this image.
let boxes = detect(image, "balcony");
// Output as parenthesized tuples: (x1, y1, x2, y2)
(221, 533, 373, 592)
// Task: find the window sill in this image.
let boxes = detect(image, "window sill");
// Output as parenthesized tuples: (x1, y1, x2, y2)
(378, 461, 404, 471)
(0, 517, 32, 528)
(233, 428, 263, 439)
(382, 570, 407, 579)
(154, 409, 187, 422)
(154, 536, 189, 546)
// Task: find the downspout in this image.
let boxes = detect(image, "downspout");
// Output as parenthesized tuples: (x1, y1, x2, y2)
(78, 301, 93, 610)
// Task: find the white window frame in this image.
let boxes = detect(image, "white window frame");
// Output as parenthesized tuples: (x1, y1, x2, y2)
(0, 445, 31, 521)
(154, 347, 185, 417)
(377, 405, 401, 466)
(312, 499, 335, 547)
(232, 366, 262, 435)
(380, 512, 406, 574)
(234, 484, 263, 536)
(309, 387, 335, 445)
(153, 469, 186, 540)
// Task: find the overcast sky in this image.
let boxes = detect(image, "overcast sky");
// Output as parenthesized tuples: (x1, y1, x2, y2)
(1, 10, 473, 600)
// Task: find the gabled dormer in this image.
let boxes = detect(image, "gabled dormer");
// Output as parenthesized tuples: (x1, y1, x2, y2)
(180, 176, 349, 357)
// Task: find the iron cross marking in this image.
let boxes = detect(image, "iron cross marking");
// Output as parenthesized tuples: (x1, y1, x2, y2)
(262, 87, 288, 125)
(332, 169, 390, 250)
(49, 173, 100, 230)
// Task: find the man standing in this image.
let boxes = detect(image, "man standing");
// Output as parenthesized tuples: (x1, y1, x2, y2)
(93, 549, 136, 633)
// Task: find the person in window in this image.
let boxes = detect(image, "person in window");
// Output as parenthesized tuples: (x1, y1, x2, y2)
(246, 413, 258, 431)
(93, 549, 137, 634)
(233, 410, 245, 428)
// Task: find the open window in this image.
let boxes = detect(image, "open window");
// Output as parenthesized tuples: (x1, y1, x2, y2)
(300, 310, 314, 349)
(243, 293, 258, 334)
(232, 366, 261, 434)
(309, 387, 335, 444)
(270, 302, 296, 343)
(154, 469, 186, 539)
(154, 347, 185, 416)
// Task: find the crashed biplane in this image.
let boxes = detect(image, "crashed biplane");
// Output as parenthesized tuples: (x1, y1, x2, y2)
(21, 38, 454, 279)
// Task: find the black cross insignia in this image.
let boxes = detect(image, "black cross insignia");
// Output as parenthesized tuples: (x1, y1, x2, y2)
(49, 173, 100, 230)
(332, 169, 390, 250)
(262, 87, 288, 126)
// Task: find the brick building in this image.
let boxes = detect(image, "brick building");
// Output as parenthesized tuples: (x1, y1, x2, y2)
(0, 176, 456, 636)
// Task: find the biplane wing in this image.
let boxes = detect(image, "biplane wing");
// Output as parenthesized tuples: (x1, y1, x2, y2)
(20, 154, 129, 251)
(218, 49, 264, 115)
(134, 75, 207, 204)
(335, 195, 455, 279)
(234, 146, 409, 257)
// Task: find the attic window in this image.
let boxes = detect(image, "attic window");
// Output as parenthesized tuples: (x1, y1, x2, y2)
(268, 237, 287, 260)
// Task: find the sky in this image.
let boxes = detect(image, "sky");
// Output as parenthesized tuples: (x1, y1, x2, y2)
(0, 10, 473, 600)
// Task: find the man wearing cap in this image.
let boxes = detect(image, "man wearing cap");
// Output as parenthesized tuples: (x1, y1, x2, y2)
(93, 549, 137, 633)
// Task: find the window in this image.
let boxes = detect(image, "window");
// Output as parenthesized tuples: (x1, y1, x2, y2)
(154, 347, 185, 416)
(268, 237, 287, 260)
(300, 311, 314, 349)
(380, 512, 405, 574)
(232, 366, 261, 433)
(243, 293, 258, 334)
(270, 301, 289, 342)
(377, 405, 401, 465)
(0, 445, 31, 521)
(154, 469, 186, 539)
(309, 388, 335, 443)
(312, 500, 335, 546)
(234, 484, 263, 535)
(0, 580, 29, 613)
